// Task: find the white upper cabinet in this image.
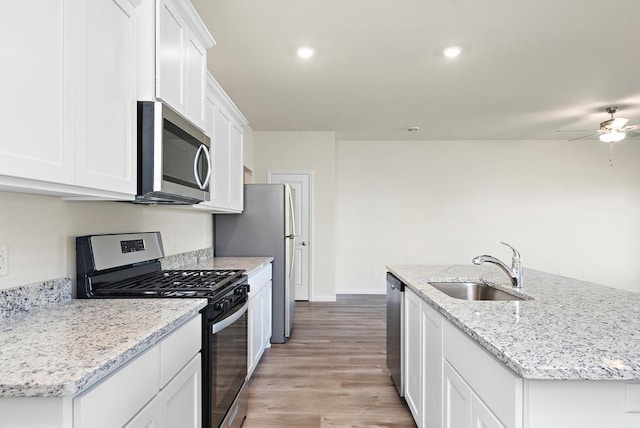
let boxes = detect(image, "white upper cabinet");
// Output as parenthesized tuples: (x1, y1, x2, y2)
(0, 1, 75, 187)
(0, 0, 139, 199)
(75, 0, 138, 194)
(194, 72, 247, 213)
(151, 0, 213, 131)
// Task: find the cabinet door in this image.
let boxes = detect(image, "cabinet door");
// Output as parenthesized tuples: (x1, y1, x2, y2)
(444, 361, 472, 428)
(212, 106, 232, 207)
(75, 0, 137, 195)
(160, 353, 201, 428)
(228, 122, 244, 211)
(185, 29, 207, 131)
(472, 395, 506, 428)
(247, 289, 262, 379)
(0, 1, 75, 185)
(262, 281, 273, 348)
(404, 288, 422, 425)
(422, 302, 442, 428)
(157, 0, 185, 112)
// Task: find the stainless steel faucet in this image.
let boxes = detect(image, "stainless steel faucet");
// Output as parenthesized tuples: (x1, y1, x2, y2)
(472, 242, 523, 288)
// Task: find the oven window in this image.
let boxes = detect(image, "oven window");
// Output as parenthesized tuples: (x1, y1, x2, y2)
(162, 119, 209, 190)
(210, 311, 247, 428)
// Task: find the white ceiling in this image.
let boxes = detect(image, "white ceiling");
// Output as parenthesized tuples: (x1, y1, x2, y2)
(192, 0, 640, 141)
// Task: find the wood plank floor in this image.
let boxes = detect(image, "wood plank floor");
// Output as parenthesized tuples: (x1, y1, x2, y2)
(243, 295, 416, 428)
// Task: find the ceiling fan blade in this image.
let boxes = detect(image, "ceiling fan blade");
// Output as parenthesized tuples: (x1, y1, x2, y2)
(622, 124, 640, 131)
(568, 132, 597, 141)
(555, 130, 592, 132)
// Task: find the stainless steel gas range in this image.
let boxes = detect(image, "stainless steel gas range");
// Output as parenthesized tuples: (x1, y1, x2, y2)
(76, 232, 248, 428)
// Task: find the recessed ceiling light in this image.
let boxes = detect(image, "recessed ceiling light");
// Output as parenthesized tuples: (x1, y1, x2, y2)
(297, 47, 315, 59)
(443, 46, 462, 58)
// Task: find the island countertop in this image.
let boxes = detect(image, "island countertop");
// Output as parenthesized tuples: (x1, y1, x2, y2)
(386, 264, 640, 381)
(0, 298, 207, 397)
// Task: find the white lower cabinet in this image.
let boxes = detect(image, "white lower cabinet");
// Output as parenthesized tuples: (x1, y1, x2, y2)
(247, 263, 273, 379)
(403, 287, 518, 428)
(0, 314, 201, 428)
(403, 285, 640, 428)
(404, 286, 422, 424)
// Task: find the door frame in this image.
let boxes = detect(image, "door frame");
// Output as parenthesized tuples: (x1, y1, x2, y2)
(267, 170, 313, 301)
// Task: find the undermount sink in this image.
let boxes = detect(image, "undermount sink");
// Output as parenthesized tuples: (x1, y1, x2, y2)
(428, 281, 525, 301)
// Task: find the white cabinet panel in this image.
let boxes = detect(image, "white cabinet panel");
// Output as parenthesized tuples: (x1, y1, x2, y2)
(73, 345, 161, 428)
(0, 1, 74, 185)
(185, 33, 207, 130)
(404, 287, 422, 426)
(421, 301, 442, 428)
(75, 0, 137, 194)
(157, 0, 185, 111)
(247, 264, 273, 379)
(444, 361, 472, 428)
(154, 0, 212, 131)
(160, 354, 201, 428)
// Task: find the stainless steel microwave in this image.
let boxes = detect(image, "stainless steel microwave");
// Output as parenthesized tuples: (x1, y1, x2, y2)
(135, 101, 211, 204)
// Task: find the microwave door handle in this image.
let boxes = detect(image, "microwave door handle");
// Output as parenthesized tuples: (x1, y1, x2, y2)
(194, 144, 211, 190)
(201, 145, 212, 188)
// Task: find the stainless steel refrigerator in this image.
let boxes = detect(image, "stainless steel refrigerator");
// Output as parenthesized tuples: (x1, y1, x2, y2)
(214, 184, 296, 343)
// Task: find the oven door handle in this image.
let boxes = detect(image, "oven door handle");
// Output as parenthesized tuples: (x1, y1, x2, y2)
(211, 302, 248, 334)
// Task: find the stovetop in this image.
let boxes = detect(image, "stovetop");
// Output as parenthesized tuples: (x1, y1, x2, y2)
(89, 269, 246, 298)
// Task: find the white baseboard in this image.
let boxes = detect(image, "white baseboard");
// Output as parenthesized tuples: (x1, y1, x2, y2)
(310, 294, 337, 302)
(334, 289, 386, 295)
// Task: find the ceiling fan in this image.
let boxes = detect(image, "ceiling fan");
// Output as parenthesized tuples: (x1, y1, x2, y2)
(566, 107, 640, 143)
(559, 107, 639, 167)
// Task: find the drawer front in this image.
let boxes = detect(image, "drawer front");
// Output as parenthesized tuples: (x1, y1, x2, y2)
(248, 264, 273, 298)
(443, 321, 522, 428)
(160, 315, 202, 388)
(74, 345, 161, 428)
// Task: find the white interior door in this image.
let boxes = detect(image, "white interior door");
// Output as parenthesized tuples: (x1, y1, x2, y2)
(268, 171, 311, 301)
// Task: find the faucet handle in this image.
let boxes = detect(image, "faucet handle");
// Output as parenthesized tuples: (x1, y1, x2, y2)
(500, 242, 521, 267)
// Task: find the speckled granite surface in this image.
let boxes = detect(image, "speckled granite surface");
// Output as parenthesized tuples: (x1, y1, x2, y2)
(0, 298, 206, 397)
(386, 264, 640, 381)
(161, 247, 214, 270)
(179, 256, 274, 277)
(0, 279, 72, 319)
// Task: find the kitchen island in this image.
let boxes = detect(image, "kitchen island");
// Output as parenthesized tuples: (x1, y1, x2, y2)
(387, 264, 640, 428)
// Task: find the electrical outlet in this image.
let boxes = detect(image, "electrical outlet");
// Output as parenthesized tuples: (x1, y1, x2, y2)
(0, 244, 7, 277)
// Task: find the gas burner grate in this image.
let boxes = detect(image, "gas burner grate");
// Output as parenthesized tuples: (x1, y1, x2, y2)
(91, 269, 245, 298)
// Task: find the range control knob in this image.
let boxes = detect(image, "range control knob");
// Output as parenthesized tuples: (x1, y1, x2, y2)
(215, 299, 231, 312)
(234, 286, 246, 296)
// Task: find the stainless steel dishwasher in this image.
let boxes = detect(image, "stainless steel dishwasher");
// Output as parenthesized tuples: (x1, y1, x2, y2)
(386, 272, 404, 397)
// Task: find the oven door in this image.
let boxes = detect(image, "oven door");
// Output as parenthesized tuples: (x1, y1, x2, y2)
(204, 301, 248, 428)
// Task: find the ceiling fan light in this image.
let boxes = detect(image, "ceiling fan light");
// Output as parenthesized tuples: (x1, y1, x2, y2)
(599, 131, 626, 143)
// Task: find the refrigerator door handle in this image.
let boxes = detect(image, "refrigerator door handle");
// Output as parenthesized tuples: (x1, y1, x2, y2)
(287, 189, 296, 282)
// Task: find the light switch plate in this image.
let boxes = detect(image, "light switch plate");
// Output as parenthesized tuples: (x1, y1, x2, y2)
(626, 383, 640, 412)
(0, 243, 7, 277)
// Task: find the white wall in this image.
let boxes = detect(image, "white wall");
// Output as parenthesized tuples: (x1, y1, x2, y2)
(0, 191, 212, 290)
(253, 131, 336, 301)
(335, 139, 640, 293)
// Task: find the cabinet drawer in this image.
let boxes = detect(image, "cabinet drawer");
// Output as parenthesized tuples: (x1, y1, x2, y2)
(160, 315, 202, 388)
(248, 264, 273, 298)
(74, 345, 161, 428)
(443, 321, 522, 428)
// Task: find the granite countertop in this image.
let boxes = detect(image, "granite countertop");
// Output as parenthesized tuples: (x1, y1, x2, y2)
(0, 298, 207, 397)
(179, 256, 274, 277)
(386, 264, 640, 381)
